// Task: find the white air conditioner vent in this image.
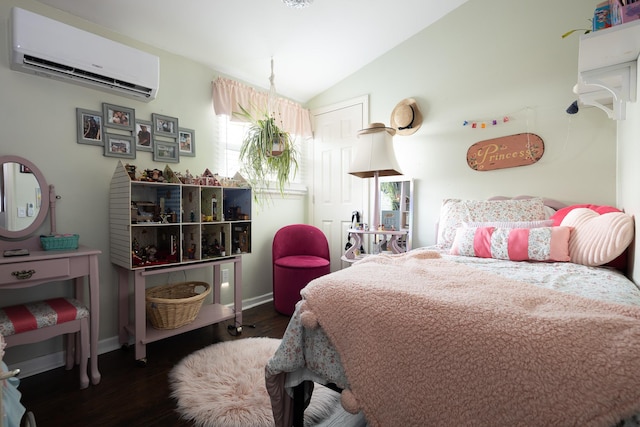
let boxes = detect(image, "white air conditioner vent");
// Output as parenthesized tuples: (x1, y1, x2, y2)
(10, 7, 159, 101)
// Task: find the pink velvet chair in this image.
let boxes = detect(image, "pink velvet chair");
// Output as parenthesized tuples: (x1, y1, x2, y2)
(272, 224, 331, 316)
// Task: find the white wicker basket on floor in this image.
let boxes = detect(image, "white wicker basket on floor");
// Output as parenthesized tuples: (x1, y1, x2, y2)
(145, 281, 211, 330)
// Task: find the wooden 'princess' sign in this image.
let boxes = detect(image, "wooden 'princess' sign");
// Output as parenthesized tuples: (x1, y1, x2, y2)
(467, 133, 544, 171)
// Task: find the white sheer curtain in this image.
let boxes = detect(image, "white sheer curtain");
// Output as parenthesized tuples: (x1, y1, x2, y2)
(212, 76, 313, 139)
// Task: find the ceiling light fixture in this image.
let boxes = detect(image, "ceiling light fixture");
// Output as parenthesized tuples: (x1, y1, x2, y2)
(282, 0, 313, 9)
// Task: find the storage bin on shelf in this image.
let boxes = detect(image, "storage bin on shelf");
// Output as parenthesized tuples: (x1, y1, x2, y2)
(40, 234, 79, 250)
(145, 281, 211, 330)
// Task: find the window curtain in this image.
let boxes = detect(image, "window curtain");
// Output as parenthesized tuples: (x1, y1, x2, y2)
(212, 76, 313, 139)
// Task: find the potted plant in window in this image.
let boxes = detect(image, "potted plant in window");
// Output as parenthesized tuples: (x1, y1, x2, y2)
(234, 105, 298, 200)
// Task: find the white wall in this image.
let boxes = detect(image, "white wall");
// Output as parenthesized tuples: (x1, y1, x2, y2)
(0, 0, 306, 366)
(307, 0, 616, 247)
(616, 64, 640, 283)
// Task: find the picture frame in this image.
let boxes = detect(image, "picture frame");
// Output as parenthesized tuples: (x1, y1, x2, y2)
(152, 113, 179, 138)
(135, 119, 153, 152)
(153, 140, 179, 163)
(103, 103, 135, 131)
(76, 108, 103, 145)
(104, 133, 136, 159)
(178, 128, 196, 157)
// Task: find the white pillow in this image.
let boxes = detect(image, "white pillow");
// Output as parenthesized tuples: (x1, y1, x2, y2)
(437, 198, 546, 249)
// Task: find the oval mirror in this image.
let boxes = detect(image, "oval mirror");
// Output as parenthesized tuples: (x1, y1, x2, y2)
(0, 155, 48, 239)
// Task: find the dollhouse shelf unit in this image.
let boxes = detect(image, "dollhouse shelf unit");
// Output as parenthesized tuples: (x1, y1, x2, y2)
(576, 19, 640, 120)
(109, 161, 251, 364)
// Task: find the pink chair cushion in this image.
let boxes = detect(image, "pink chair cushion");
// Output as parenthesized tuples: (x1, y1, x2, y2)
(275, 255, 330, 269)
(0, 298, 89, 336)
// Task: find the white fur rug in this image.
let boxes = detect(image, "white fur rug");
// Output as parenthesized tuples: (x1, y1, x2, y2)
(169, 337, 340, 427)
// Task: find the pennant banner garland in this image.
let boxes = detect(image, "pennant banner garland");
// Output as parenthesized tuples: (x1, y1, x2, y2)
(463, 116, 510, 129)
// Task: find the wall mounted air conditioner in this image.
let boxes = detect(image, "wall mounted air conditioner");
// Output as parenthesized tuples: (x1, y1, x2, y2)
(10, 7, 159, 102)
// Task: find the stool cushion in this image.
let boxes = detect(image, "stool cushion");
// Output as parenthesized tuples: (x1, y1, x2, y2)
(275, 255, 330, 269)
(0, 298, 89, 337)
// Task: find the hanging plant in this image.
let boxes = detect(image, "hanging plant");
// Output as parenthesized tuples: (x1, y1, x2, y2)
(234, 104, 298, 201)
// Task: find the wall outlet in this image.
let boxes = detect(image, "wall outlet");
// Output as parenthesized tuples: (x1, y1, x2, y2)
(221, 269, 229, 284)
(17, 207, 26, 218)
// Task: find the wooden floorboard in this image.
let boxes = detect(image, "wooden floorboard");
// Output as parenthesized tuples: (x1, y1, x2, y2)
(16, 302, 291, 427)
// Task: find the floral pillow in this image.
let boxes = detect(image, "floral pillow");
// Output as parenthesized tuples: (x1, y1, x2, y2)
(437, 198, 547, 249)
(450, 226, 571, 262)
(464, 220, 554, 229)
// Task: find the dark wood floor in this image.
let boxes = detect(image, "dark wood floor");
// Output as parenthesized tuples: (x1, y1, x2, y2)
(16, 303, 291, 427)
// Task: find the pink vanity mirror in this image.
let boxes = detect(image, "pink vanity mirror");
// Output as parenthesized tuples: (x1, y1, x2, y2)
(0, 155, 56, 242)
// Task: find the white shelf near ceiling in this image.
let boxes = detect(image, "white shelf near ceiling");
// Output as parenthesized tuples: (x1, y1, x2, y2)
(576, 19, 640, 120)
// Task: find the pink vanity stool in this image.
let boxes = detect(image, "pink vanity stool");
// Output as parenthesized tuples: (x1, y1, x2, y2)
(0, 297, 90, 389)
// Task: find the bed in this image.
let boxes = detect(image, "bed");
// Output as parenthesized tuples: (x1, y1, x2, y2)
(265, 196, 640, 427)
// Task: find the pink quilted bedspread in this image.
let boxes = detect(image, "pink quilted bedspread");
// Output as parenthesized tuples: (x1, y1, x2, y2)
(298, 250, 640, 427)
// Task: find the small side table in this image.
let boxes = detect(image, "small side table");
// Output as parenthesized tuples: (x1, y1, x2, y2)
(342, 229, 407, 263)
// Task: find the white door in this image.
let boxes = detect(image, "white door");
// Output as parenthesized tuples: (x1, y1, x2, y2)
(310, 96, 369, 271)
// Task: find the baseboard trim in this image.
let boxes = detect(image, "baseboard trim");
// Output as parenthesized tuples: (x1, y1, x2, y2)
(9, 294, 274, 378)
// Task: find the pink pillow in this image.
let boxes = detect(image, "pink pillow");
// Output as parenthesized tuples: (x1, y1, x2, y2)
(559, 208, 633, 267)
(551, 204, 620, 226)
(551, 204, 628, 270)
(450, 226, 571, 262)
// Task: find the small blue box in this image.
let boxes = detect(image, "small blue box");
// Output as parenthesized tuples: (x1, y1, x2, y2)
(594, 1, 612, 31)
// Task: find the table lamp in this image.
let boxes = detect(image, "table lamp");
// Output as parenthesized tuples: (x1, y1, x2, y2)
(348, 123, 402, 230)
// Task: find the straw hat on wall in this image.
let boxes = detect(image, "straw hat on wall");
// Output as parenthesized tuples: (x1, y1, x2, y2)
(390, 98, 422, 136)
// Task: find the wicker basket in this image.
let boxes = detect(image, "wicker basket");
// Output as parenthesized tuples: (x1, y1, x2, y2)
(40, 234, 79, 250)
(145, 281, 211, 330)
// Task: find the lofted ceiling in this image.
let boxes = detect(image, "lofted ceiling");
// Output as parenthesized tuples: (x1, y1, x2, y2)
(35, 0, 468, 103)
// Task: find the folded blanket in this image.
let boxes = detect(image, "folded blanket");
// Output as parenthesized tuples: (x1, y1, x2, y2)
(300, 250, 640, 427)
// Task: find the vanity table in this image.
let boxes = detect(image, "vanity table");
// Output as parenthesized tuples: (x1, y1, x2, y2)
(0, 242, 102, 385)
(0, 155, 101, 385)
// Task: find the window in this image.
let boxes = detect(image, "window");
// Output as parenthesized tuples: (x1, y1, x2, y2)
(214, 114, 245, 179)
(214, 115, 306, 192)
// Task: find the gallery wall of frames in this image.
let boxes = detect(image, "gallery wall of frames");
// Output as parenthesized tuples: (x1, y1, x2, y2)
(76, 103, 196, 163)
